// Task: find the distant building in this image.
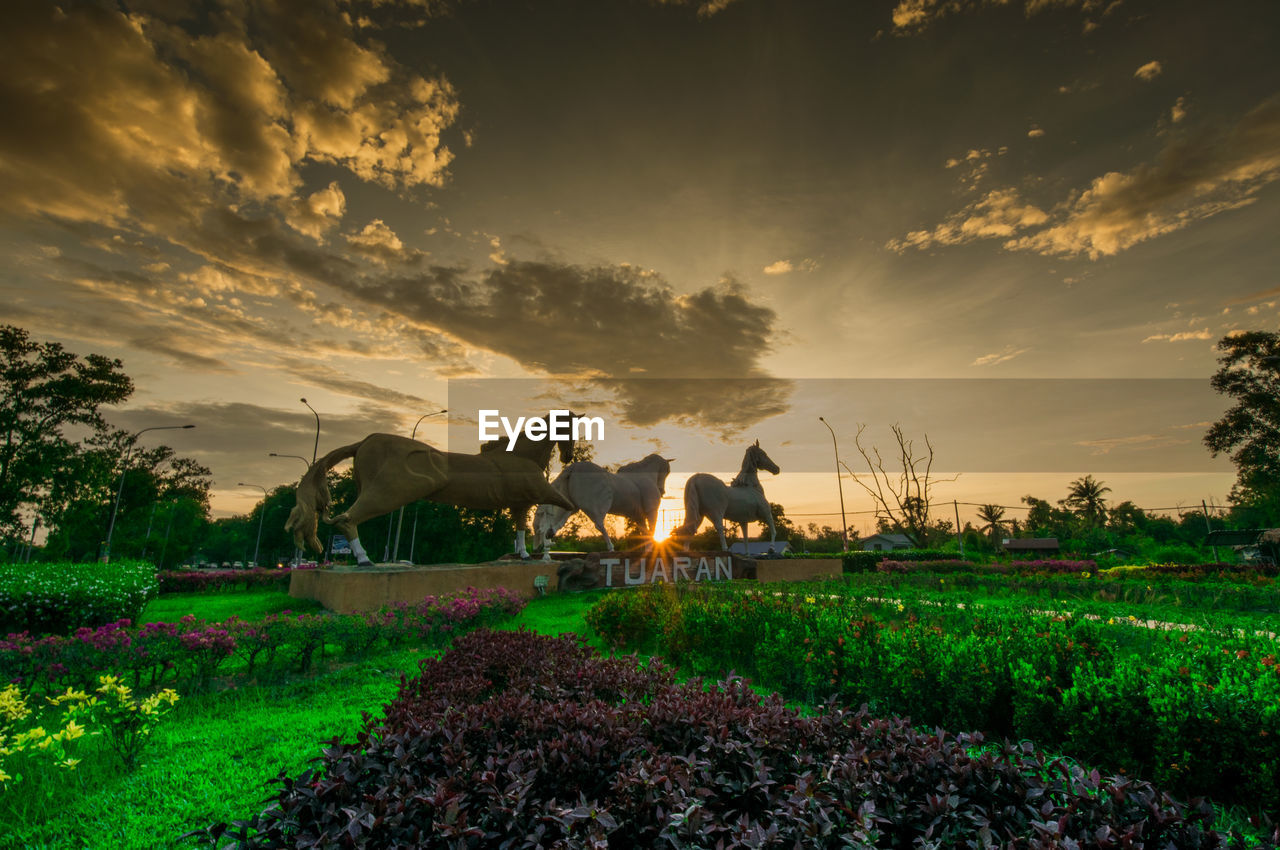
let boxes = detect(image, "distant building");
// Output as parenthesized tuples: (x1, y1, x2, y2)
(729, 540, 792, 557)
(1204, 528, 1280, 563)
(1002, 537, 1060, 556)
(861, 533, 914, 552)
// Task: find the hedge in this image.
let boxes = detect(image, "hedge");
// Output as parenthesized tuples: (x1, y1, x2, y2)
(0, 560, 157, 635)
(587, 583, 1280, 814)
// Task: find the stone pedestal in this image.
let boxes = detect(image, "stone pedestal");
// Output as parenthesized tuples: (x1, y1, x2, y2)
(289, 559, 557, 614)
(289, 552, 843, 613)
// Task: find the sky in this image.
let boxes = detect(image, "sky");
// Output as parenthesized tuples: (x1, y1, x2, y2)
(3, 0, 1278, 534)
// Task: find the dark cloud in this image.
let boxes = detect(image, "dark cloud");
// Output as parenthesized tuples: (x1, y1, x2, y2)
(347, 261, 789, 429)
(891, 0, 1117, 34)
(368, 262, 777, 378)
(0, 1, 459, 233)
(891, 95, 1280, 259)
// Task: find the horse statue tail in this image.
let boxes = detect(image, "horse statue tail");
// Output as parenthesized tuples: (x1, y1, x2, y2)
(285, 440, 365, 554)
(673, 475, 703, 538)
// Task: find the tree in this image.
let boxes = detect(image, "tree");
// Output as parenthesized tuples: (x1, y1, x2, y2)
(1061, 475, 1111, 528)
(0, 325, 133, 545)
(1204, 330, 1280, 520)
(1020, 495, 1074, 540)
(976, 504, 1007, 546)
(39, 430, 212, 564)
(768, 502, 804, 549)
(805, 522, 854, 552)
(847, 424, 954, 547)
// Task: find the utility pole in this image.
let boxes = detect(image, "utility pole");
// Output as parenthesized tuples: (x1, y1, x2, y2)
(1202, 499, 1218, 561)
(954, 500, 964, 558)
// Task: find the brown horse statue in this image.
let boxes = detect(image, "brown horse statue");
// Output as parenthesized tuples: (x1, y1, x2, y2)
(286, 427, 574, 565)
(672, 440, 780, 550)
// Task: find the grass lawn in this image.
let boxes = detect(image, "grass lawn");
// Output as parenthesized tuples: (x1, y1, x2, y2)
(140, 588, 323, 624)
(498, 588, 608, 647)
(1, 591, 607, 849)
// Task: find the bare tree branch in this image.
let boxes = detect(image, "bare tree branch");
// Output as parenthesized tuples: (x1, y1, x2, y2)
(843, 422, 957, 547)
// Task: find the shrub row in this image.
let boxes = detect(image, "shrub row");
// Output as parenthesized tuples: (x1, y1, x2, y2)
(198, 629, 1274, 849)
(1138, 561, 1280, 579)
(839, 569, 1280, 617)
(586, 584, 1280, 813)
(841, 548, 965, 572)
(157, 567, 315, 595)
(877, 558, 1098, 575)
(0, 560, 157, 635)
(1, 587, 525, 698)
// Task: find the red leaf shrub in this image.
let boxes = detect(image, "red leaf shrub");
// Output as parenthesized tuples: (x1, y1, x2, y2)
(156, 567, 316, 595)
(198, 630, 1273, 849)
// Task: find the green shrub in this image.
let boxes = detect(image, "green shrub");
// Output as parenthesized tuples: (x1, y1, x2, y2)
(0, 560, 157, 635)
(588, 583, 1280, 813)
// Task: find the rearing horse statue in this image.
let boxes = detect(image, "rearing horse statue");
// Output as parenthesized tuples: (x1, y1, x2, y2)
(286, 427, 575, 565)
(672, 440, 780, 550)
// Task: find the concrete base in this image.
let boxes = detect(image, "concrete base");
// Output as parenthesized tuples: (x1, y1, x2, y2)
(289, 559, 557, 614)
(289, 555, 844, 615)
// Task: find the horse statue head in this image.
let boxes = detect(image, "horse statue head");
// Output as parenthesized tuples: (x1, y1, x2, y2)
(746, 440, 780, 476)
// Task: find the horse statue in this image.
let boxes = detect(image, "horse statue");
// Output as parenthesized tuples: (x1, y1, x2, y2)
(672, 440, 780, 550)
(532, 454, 674, 559)
(286, 426, 575, 566)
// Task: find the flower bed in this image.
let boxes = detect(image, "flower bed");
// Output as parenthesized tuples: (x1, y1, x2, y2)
(587, 583, 1280, 813)
(197, 629, 1274, 848)
(1, 587, 524, 698)
(0, 560, 157, 635)
(156, 566, 315, 595)
(1136, 561, 1280, 579)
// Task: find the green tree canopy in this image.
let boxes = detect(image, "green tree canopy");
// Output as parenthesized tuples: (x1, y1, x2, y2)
(0, 325, 133, 544)
(1205, 330, 1280, 521)
(976, 503, 1007, 545)
(1061, 475, 1111, 528)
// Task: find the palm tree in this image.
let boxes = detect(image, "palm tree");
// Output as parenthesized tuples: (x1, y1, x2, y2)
(1062, 475, 1111, 527)
(976, 503, 1007, 545)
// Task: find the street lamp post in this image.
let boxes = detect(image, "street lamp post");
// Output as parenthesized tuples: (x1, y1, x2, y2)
(392, 409, 447, 563)
(818, 417, 849, 552)
(300, 398, 320, 465)
(239, 483, 268, 568)
(103, 424, 195, 563)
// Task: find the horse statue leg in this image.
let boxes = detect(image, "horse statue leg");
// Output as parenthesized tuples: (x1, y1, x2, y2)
(533, 504, 560, 562)
(326, 511, 373, 567)
(585, 507, 612, 551)
(512, 504, 534, 559)
(327, 485, 424, 568)
(711, 515, 728, 550)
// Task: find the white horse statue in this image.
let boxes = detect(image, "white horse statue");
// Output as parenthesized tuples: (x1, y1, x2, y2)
(532, 454, 673, 559)
(672, 440, 780, 550)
